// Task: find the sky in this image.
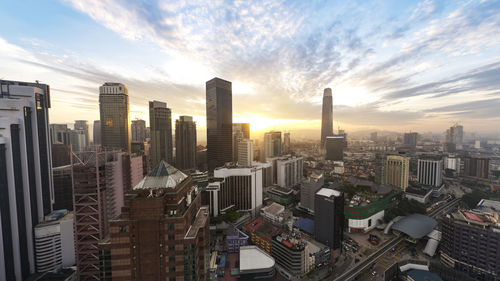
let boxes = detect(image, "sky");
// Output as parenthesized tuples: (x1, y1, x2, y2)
(1, 0, 500, 140)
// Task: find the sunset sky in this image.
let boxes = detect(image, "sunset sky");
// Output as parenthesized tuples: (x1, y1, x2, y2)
(1, 0, 500, 139)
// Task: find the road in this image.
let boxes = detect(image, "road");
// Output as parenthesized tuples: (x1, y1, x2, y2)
(329, 197, 460, 281)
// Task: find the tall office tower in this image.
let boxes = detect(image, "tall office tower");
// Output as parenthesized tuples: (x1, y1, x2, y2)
(314, 188, 344, 250)
(321, 88, 334, 149)
(374, 153, 386, 185)
(441, 201, 500, 280)
(131, 119, 147, 142)
(300, 171, 324, 212)
(446, 123, 464, 148)
(0, 80, 53, 281)
(99, 161, 210, 281)
(206, 77, 233, 171)
(93, 120, 101, 145)
(403, 132, 418, 148)
(325, 135, 344, 161)
(52, 143, 72, 167)
(74, 120, 90, 149)
(50, 124, 71, 145)
(233, 123, 250, 162)
(283, 132, 291, 154)
(276, 156, 303, 188)
(175, 116, 197, 171)
(207, 162, 272, 217)
(34, 210, 75, 273)
(464, 157, 490, 179)
(384, 155, 410, 191)
(149, 100, 173, 167)
(264, 131, 282, 160)
(417, 159, 443, 187)
(70, 129, 87, 152)
(237, 139, 254, 166)
(370, 132, 378, 142)
(99, 82, 130, 152)
(53, 165, 73, 211)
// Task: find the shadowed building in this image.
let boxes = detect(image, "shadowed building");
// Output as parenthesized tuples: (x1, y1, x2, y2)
(314, 188, 344, 250)
(175, 116, 197, 171)
(321, 88, 333, 149)
(99, 83, 130, 152)
(150, 100, 173, 168)
(264, 131, 282, 160)
(93, 120, 101, 146)
(131, 119, 147, 142)
(206, 77, 233, 171)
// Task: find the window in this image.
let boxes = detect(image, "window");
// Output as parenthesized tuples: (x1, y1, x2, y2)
(169, 245, 175, 251)
(170, 266, 176, 272)
(119, 226, 127, 233)
(168, 235, 175, 241)
(169, 278, 176, 281)
(169, 256, 175, 262)
(168, 224, 175, 230)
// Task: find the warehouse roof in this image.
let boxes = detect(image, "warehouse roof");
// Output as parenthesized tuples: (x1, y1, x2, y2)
(392, 214, 437, 239)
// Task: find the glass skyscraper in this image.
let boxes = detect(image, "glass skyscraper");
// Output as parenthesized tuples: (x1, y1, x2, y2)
(99, 82, 130, 152)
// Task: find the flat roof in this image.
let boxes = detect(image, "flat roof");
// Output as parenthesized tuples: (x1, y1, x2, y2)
(392, 214, 437, 239)
(316, 188, 341, 197)
(239, 246, 275, 273)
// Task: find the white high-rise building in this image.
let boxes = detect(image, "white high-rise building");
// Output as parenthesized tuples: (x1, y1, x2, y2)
(0, 80, 53, 281)
(417, 159, 443, 187)
(277, 156, 303, 188)
(264, 131, 282, 160)
(237, 139, 253, 166)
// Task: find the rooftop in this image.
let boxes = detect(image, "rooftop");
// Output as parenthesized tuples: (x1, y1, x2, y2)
(392, 214, 437, 239)
(274, 232, 306, 251)
(134, 161, 188, 190)
(239, 246, 275, 273)
(262, 203, 285, 216)
(269, 185, 293, 195)
(406, 269, 443, 281)
(185, 206, 209, 239)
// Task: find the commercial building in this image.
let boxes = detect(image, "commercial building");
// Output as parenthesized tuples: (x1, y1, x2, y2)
(226, 224, 249, 253)
(314, 188, 344, 250)
(261, 202, 285, 224)
(464, 157, 489, 179)
(417, 159, 443, 187)
(175, 116, 197, 171)
(93, 120, 101, 146)
(238, 246, 275, 281)
(131, 119, 146, 142)
(99, 82, 130, 152)
(243, 218, 281, 253)
(34, 210, 75, 272)
(99, 161, 210, 281)
(325, 136, 344, 161)
(283, 132, 291, 154)
(0, 80, 53, 281)
(237, 139, 253, 166)
(271, 232, 310, 276)
(321, 88, 333, 149)
(444, 155, 460, 172)
(233, 123, 250, 163)
(264, 131, 282, 160)
(51, 143, 72, 167)
(207, 162, 272, 217)
(69, 129, 87, 152)
(149, 100, 173, 167)
(206, 77, 233, 171)
(50, 124, 71, 145)
(52, 165, 73, 211)
(404, 132, 418, 148)
(446, 123, 463, 147)
(385, 155, 410, 191)
(277, 156, 303, 188)
(300, 171, 324, 212)
(266, 185, 294, 206)
(74, 120, 90, 149)
(441, 202, 500, 281)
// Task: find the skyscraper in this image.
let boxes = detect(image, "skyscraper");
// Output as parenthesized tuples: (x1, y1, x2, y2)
(50, 124, 71, 145)
(417, 159, 443, 187)
(233, 123, 250, 163)
(320, 88, 333, 148)
(237, 139, 254, 166)
(384, 155, 410, 191)
(206, 77, 233, 171)
(264, 131, 282, 160)
(325, 135, 344, 161)
(175, 115, 197, 170)
(93, 120, 101, 145)
(283, 132, 291, 154)
(131, 119, 147, 142)
(446, 123, 464, 148)
(99, 82, 130, 152)
(149, 100, 173, 167)
(403, 132, 418, 149)
(315, 188, 344, 250)
(0, 80, 53, 280)
(74, 120, 90, 149)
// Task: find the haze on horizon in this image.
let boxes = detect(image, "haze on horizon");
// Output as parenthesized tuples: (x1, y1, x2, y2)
(1, 0, 500, 138)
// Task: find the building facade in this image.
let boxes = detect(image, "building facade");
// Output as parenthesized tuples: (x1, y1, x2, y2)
(264, 131, 282, 160)
(99, 82, 130, 152)
(233, 123, 250, 163)
(53, 165, 73, 211)
(276, 156, 303, 188)
(175, 116, 197, 171)
(384, 155, 410, 191)
(131, 119, 146, 142)
(464, 157, 489, 179)
(325, 136, 344, 161)
(149, 100, 173, 167)
(283, 132, 291, 154)
(300, 171, 324, 212)
(237, 139, 254, 167)
(206, 77, 233, 171)
(320, 88, 333, 149)
(271, 232, 310, 276)
(403, 132, 418, 149)
(50, 124, 71, 145)
(74, 120, 90, 150)
(93, 120, 101, 146)
(314, 188, 344, 250)
(417, 159, 443, 187)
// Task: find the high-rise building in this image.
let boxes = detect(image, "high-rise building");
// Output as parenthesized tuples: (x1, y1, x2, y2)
(464, 157, 489, 179)
(370, 132, 378, 142)
(264, 131, 282, 160)
(325, 135, 344, 161)
(300, 171, 324, 212)
(232, 123, 250, 163)
(403, 132, 418, 149)
(70, 129, 87, 152)
(446, 124, 464, 148)
(131, 119, 147, 142)
(206, 77, 233, 171)
(0, 80, 53, 281)
(175, 116, 197, 171)
(149, 100, 173, 167)
(99, 82, 130, 152)
(50, 124, 71, 145)
(99, 161, 210, 281)
(74, 120, 90, 149)
(384, 155, 409, 191)
(417, 159, 443, 187)
(283, 132, 291, 154)
(207, 162, 272, 217)
(34, 210, 75, 273)
(53, 165, 73, 211)
(314, 188, 344, 250)
(276, 156, 303, 188)
(321, 88, 334, 148)
(93, 120, 101, 146)
(51, 143, 72, 167)
(374, 153, 386, 185)
(237, 139, 254, 166)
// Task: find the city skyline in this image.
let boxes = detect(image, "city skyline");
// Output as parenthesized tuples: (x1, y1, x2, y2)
(1, 1, 500, 135)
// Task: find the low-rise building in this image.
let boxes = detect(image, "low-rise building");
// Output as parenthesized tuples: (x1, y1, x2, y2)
(242, 218, 280, 253)
(226, 224, 249, 253)
(261, 203, 285, 224)
(271, 232, 310, 276)
(266, 185, 294, 206)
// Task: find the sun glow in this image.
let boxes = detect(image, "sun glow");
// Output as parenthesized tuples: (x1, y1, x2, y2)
(234, 115, 319, 133)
